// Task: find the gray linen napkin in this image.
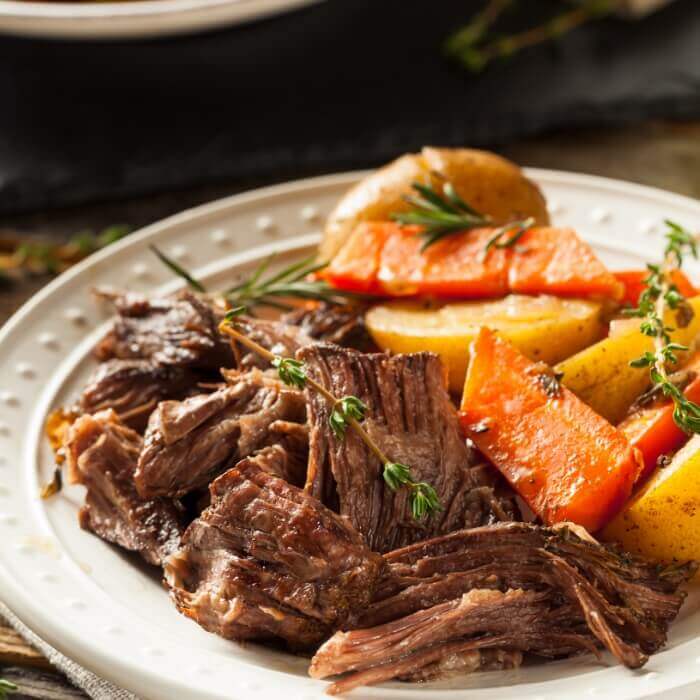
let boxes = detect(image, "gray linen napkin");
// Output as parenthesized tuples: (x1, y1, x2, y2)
(0, 601, 138, 700)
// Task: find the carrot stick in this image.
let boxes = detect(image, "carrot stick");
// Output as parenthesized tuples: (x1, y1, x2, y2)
(615, 269, 697, 308)
(459, 328, 643, 532)
(323, 222, 622, 301)
(619, 352, 700, 484)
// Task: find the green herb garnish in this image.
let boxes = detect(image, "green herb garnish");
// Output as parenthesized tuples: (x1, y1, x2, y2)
(628, 220, 700, 434)
(0, 679, 18, 699)
(152, 250, 370, 312)
(391, 181, 491, 251)
(219, 318, 441, 521)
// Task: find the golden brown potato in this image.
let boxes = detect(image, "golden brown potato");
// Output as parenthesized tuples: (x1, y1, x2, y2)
(321, 147, 550, 260)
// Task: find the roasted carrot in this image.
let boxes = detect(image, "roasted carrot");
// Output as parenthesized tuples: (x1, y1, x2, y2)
(323, 222, 623, 301)
(459, 328, 643, 532)
(619, 352, 700, 484)
(615, 269, 697, 308)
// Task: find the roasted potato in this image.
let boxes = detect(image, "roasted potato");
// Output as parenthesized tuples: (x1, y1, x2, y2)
(556, 295, 700, 424)
(321, 147, 550, 260)
(602, 434, 700, 566)
(366, 295, 604, 393)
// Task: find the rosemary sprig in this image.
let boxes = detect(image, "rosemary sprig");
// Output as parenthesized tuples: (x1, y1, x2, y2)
(219, 310, 441, 520)
(392, 181, 491, 250)
(627, 220, 700, 434)
(481, 217, 535, 261)
(151, 249, 369, 312)
(0, 679, 17, 700)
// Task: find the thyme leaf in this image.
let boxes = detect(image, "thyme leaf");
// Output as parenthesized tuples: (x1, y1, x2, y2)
(218, 318, 442, 521)
(628, 220, 700, 435)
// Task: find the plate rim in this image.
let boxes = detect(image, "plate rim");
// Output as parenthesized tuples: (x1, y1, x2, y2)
(2, 167, 700, 700)
(0, 0, 324, 39)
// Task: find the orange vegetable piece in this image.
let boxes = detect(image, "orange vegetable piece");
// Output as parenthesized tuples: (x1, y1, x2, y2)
(615, 269, 697, 308)
(619, 351, 700, 485)
(460, 328, 643, 532)
(323, 222, 622, 301)
(508, 227, 623, 300)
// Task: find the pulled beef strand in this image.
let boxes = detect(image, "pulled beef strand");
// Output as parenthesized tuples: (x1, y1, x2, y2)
(310, 588, 597, 695)
(135, 369, 307, 498)
(301, 344, 516, 552)
(65, 409, 184, 566)
(79, 358, 197, 432)
(164, 454, 386, 650)
(310, 522, 696, 693)
(94, 289, 233, 371)
(281, 303, 375, 351)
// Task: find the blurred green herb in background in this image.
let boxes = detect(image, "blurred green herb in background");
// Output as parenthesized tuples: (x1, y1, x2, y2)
(445, 0, 619, 72)
(0, 224, 131, 282)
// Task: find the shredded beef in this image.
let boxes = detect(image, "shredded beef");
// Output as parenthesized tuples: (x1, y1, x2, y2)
(310, 522, 696, 693)
(300, 344, 515, 552)
(65, 410, 184, 566)
(164, 455, 385, 650)
(79, 359, 197, 432)
(135, 369, 307, 498)
(282, 304, 375, 351)
(94, 289, 233, 370)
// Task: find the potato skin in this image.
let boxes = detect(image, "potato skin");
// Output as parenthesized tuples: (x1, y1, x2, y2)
(321, 147, 550, 260)
(602, 434, 700, 568)
(366, 295, 603, 393)
(556, 295, 700, 424)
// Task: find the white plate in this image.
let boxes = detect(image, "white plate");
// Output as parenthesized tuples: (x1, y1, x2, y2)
(0, 0, 323, 40)
(2, 170, 700, 700)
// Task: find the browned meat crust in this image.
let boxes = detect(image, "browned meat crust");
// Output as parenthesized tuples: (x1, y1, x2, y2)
(164, 455, 386, 650)
(310, 522, 696, 693)
(300, 344, 516, 552)
(65, 410, 184, 566)
(79, 358, 197, 432)
(135, 369, 307, 498)
(94, 289, 233, 370)
(282, 304, 375, 351)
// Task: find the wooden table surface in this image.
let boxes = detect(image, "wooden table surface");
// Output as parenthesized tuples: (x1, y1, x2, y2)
(2, 119, 700, 698)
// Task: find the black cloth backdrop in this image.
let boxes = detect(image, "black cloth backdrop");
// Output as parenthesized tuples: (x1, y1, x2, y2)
(1, 0, 700, 215)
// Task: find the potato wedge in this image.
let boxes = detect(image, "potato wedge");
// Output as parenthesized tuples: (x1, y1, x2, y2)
(321, 147, 550, 260)
(556, 295, 700, 424)
(602, 434, 700, 565)
(366, 295, 604, 393)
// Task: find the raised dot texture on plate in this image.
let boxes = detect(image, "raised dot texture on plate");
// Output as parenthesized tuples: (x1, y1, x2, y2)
(64, 307, 87, 325)
(638, 218, 660, 235)
(0, 514, 17, 526)
(256, 215, 275, 232)
(132, 262, 149, 278)
(547, 200, 563, 215)
(169, 245, 188, 260)
(39, 572, 58, 583)
(590, 207, 611, 224)
(0, 423, 10, 437)
(38, 332, 59, 349)
(211, 229, 229, 244)
(0, 391, 19, 407)
(66, 599, 86, 610)
(300, 205, 319, 222)
(15, 362, 35, 379)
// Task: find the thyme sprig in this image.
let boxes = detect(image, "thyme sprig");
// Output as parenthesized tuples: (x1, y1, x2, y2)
(391, 181, 492, 250)
(151, 248, 369, 312)
(219, 310, 442, 520)
(627, 220, 700, 434)
(0, 679, 17, 700)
